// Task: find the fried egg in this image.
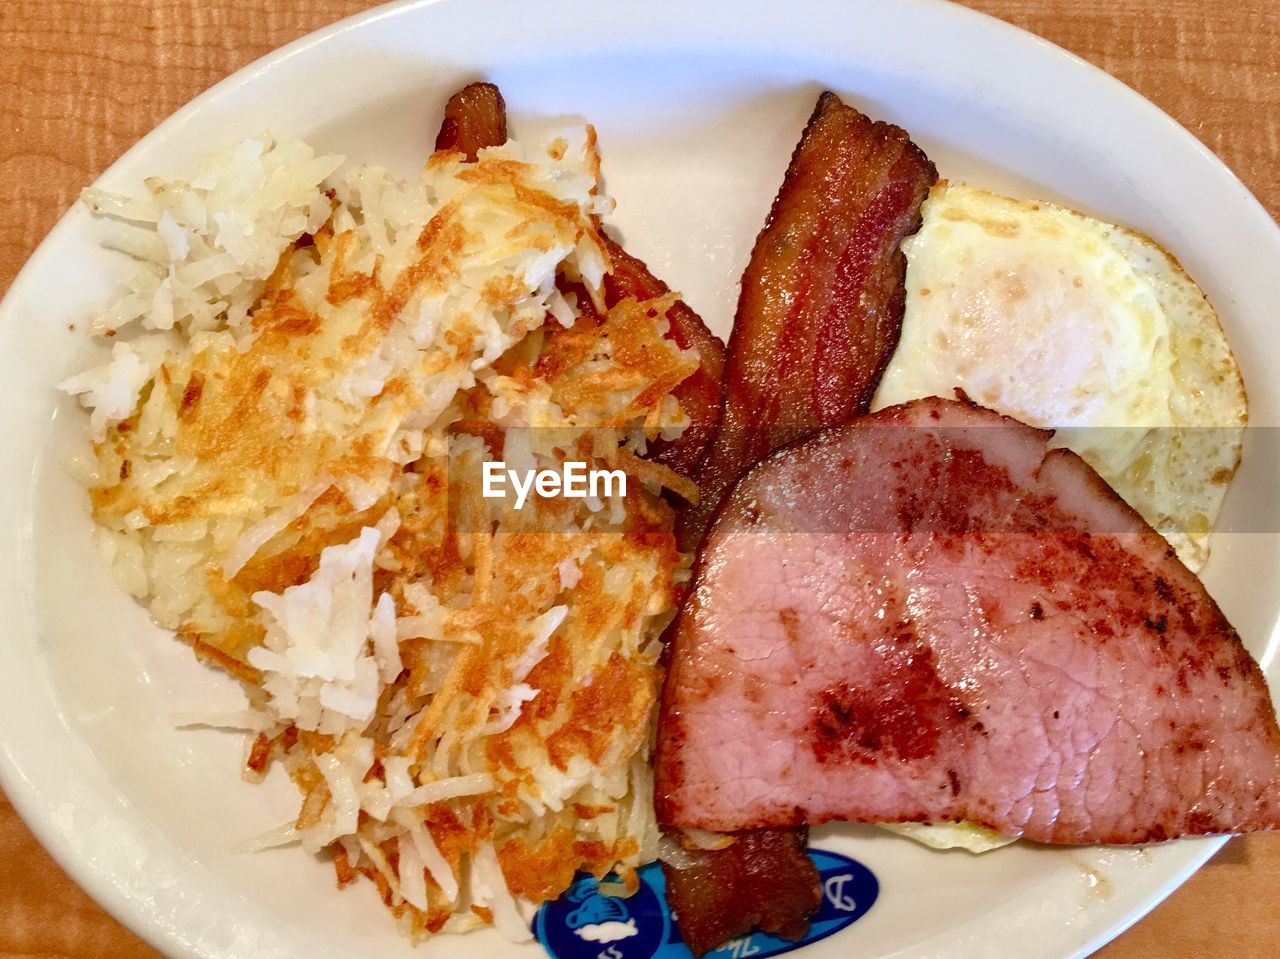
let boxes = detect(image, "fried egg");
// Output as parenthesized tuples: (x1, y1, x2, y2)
(874, 181, 1246, 571)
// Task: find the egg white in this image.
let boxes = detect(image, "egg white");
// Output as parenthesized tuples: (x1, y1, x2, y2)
(874, 181, 1246, 571)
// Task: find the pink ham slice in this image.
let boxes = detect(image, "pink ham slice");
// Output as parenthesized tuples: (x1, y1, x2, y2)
(655, 396, 1280, 843)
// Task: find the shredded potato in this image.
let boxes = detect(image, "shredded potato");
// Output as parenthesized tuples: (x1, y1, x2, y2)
(63, 129, 698, 940)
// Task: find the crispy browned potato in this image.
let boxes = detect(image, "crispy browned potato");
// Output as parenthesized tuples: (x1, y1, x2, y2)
(601, 234, 724, 477)
(433, 80, 725, 479)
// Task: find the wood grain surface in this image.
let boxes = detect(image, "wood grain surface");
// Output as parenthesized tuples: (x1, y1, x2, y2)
(0, 1, 1277, 957)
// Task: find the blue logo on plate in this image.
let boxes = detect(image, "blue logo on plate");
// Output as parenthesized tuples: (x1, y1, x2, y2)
(535, 849, 878, 959)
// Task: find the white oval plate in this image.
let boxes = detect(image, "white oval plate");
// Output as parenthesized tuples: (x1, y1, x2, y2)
(1, 0, 1277, 957)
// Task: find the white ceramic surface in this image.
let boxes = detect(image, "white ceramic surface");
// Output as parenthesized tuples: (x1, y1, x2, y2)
(0, 1, 1277, 957)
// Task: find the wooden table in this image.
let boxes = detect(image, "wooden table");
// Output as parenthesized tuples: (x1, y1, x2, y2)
(0, 1, 1276, 956)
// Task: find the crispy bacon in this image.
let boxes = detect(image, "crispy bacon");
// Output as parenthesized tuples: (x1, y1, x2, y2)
(662, 829, 820, 957)
(678, 91, 937, 548)
(602, 235, 725, 477)
(434, 82, 508, 160)
(660, 92, 936, 952)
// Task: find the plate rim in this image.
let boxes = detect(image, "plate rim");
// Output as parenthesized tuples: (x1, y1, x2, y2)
(0, 0, 1271, 957)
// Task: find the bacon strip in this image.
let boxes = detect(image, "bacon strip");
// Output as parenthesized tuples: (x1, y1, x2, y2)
(678, 91, 937, 548)
(662, 829, 820, 957)
(660, 92, 937, 951)
(434, 82, 508, 160)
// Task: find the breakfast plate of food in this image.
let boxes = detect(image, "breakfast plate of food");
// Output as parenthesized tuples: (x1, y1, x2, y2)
(0, 1, 1277, 958)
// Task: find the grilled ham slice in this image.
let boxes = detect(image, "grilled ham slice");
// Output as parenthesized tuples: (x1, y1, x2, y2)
(656, 397, 1280, 842)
